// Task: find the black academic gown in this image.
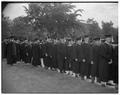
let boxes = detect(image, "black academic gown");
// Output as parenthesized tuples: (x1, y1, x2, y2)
(24, 44, 28, 63)
(6, 41, 17, 65)
(52, 44, 58, 69)
(108, 45, 114, 81)
(47, 43, 54, 68)
(80, 43, 91, 77)
(65, 45, 72, 71)
(2, 41, 7, 58)
(26, 44, 32, 63)
(57, 43, 66, 72)
(19, 43, 23, 61)
(71, 44, 78, 73)
(66, 44, 77, 72)
(20, 42, 27, 62)
(112, 45, 118, 84)
(15, 42, 21, 62)
(98, 43, 113, 82)
(42, 42, 50, 68)
(39, 43, 44, 58)
(63, 44, 68, 71)
(90, 44, 100, 77)
(76, 44, 83, 74)
(32, 43, 41, 66)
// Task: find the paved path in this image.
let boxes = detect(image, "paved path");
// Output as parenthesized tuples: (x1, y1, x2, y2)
(2, 59, 117, 93)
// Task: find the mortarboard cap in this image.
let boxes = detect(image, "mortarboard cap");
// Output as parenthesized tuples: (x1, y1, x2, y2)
(67, 38, 72, 41)
(93, 36, 100, 40)
(104, 34, 112, 38)
(34, 38, 39, 41)
(84, 35, 89, 38)
(9, 35, 15, 39)
(76, 37, 82, 41)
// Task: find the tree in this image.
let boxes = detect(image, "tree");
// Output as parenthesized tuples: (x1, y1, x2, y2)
(24, 3, 84, 38)
(2, 15, 11, 40)
(11, 16, 34, 40)
(86, 18, 102, 39)
(102, 21, 115, 35)
(102, 21, 118, 43)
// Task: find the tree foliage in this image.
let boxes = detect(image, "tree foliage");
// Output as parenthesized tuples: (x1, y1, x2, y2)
(11, 16, 35, 40)
(24, 3, 84, 38)
(102, 21, 118, 43)
(2, 15, 11, 40)
(102, 21, 117, 35)
(86, 18, 102, 39)
(2, 3, 118, 41)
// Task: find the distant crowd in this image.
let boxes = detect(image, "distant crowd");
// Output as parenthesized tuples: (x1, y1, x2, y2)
(2, 35, 118, 90)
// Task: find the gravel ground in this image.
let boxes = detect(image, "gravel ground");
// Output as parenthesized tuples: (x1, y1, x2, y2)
(2, 59, 118, 93)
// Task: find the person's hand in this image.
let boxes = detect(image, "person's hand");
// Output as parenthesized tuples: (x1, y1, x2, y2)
(108, 59, 112, 64)
(45, 53, 48, 56)
(82, 59, 86, 62)
(91, 61, 94, 64)
(75, 58, 78, 61)
(26, 53, 28, 56)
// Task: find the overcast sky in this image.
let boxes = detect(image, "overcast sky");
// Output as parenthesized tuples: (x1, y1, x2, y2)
(3, 3, 118, 28)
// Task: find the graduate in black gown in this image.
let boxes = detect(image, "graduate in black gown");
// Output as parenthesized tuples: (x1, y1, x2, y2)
(52, 39, 58, 70)
(98, 35, 113, 87)
(2, 39, 8, 59)
(65, 39, 76, 76)
(64, 38, 70, 74)
(57, 38, 66, 73)
(26, 40, 32, 64)
(76, 37, 83, 77)
(70, 40, 78, 77)
(19, 39, 24, 62)
(6, 36, 17, 65)
(31, 39, 41, 66)
(47, 38, 54, 70)
(20, 39, 27, 63)
(15, 39, 21, 62)
(90, 37, 101, 83)
(80, 35, 91, 80)
(39, 40, 44, 68)
(112, 44, 118, 89)
(42, 39, 50, 69)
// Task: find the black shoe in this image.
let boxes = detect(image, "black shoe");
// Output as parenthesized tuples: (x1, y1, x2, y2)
(115, 85, 118, 90)
(97, 78, 101, 83)
(45, 67, 47, 69)
(101, 84, 106, 87)
(91, 81, 94, 83)
(106, 82, 114, 86)
(51, 68, 54, 71)
(91, 77, 95, 83)
(9, 64, 13, 66)
(81, 77, 84, 80)
(75, 75, 77, 77)
(91, 79, 95, 83)
(54, 68, 57, 71)
(60, 71, 63, 73)
(33, 65, 37, 67)
(87, 76, 91, 79)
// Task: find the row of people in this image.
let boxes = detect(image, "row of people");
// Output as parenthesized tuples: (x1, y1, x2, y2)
(2, 35, 118, 89)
